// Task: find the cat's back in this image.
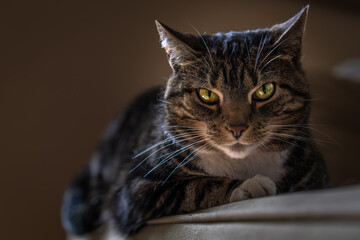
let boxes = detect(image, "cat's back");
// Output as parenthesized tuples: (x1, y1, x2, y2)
(95, 86, 164, 178)
(62, 86, 164, 235)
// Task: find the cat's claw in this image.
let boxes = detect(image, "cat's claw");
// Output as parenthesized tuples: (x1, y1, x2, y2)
(229, 175, 276, 203)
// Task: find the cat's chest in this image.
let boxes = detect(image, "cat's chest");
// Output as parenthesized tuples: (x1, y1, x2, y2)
(196, 150, 288, 181)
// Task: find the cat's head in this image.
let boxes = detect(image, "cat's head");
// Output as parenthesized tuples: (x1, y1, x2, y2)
(157, 6, 311, 159)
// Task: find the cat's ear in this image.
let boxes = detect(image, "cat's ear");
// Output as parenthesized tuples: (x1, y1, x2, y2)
(155, 20, 199, 69)
(270, 5, 309, 57)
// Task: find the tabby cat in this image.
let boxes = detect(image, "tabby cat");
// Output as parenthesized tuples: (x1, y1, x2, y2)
(62, 5, 328, 238)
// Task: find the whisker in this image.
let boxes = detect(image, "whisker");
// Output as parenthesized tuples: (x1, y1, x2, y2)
(267, 136, 309, 152)
(262, 70, 276, 75)
(161, 152, 197, 185)
(132, 132, 201, 159)
(260, 54, 284, 72)
(161, 142, 212, 185)
(269, 132, 330, 148)
(185, 63, 210, 77)
(183, 64, 216, 86)
(170, 133, 205, 140)
(164, 129, 205, 136)
(257, 139, 271, 151)
(254, 34, 268, 74)
(277, 128, 313, 138)
(178, 142, 212, 170)
(164, 125, 206, 129)
(165, 129, 205, 133)
(132, 138, 174, 159)
(190, 23, 214, 67)
(130, 135, 203, 172)
(269, 124, 337, 143)
(259, 38, 287, 69)
(157, 138, 206, 163)
(269, 126, 311, 136)
(253, 34, 264, 74)
(178, 44, 211, 71)
(157, 98, 171, 104)
(162, 128, 205, 135)
(144, 138, 207, 177)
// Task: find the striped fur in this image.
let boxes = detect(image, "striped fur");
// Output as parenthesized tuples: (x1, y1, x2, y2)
(62, 6, 328, 237)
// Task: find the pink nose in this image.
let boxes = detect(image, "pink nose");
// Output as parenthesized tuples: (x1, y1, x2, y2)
(226, 124, 248, 139)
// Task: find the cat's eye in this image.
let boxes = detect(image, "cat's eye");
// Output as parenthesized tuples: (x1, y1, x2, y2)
(197, 88, 219, 105)
(253, 82, 275, 101)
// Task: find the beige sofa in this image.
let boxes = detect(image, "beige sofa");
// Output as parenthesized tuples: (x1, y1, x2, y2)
(69, 185, 360, 240)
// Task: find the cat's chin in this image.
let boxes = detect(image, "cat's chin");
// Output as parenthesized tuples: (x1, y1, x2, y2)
(218, 143, 256, 159)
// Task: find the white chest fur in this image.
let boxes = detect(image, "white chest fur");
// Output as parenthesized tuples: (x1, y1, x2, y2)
(196, 150, 288, 182)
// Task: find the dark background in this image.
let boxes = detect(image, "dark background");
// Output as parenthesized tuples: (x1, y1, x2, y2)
(1, 0, 359, 239)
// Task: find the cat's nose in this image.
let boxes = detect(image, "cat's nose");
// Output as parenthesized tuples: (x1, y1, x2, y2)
(226, 124, 248, 139)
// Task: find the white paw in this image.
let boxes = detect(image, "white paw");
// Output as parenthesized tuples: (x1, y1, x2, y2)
(229, 175, 277, 203)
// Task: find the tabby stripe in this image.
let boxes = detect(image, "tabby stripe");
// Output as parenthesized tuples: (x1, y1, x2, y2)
(180, 162, 208, 177)
(239, 59, 245, 85)
(161, 180, 186, 215)
(229, 62, 237, 88)
(171, 180, 191, 213)
(209, 69, 218, 87)
(276, 114, 301, 124)
(194, 180, 206, 208)
(279, 104, 307, 115)
(253, 72, 258, 86)
(226, 179, 241, 196)
(166, 91, 186, 101)
(178, 113, 194, 121)
(146, 185, 169, 218)
(277, 141, 309, 193)
(212, 179, 226, 187)
(291, 161, 317, 191)
(182, 105, 196, 115)
(221, 65, 228, 85)
(281, 108, 306, 116)
(278, 84, 310, 98)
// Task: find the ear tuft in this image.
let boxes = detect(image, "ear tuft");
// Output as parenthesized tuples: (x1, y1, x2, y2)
(155, 20, 171, 53)
(155, 20, 198, 69)
(270, 5, 309, 56)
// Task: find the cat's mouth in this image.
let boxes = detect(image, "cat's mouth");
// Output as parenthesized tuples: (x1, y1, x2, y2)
(218, 143, 254, 159)
(226, 143, 246, 152)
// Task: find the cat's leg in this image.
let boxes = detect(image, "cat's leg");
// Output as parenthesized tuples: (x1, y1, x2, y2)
(110, 176, 241, 235)
(229, 175, 277, 202)
(62, 167, 103, 236)
(110, 175, 276, 235)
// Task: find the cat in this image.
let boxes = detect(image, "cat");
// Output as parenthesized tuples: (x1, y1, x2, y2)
(62, 5, 328, 238)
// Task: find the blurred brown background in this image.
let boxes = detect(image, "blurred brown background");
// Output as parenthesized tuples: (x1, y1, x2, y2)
(1, 0, 359, 239)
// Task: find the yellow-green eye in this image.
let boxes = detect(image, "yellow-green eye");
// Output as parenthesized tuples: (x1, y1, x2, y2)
(197, 88, 219, 105)
(253, 82, 275, 101)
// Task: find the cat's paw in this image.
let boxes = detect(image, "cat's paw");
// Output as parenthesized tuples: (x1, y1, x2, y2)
(229, 175, 276, 203)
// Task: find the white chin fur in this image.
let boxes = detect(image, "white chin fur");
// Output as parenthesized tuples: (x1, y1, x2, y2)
(218, 145, 256, 159)
(222, 148, 249, 159)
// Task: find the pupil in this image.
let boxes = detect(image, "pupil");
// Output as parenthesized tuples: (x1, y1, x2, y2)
(263, 85, 269, 93)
